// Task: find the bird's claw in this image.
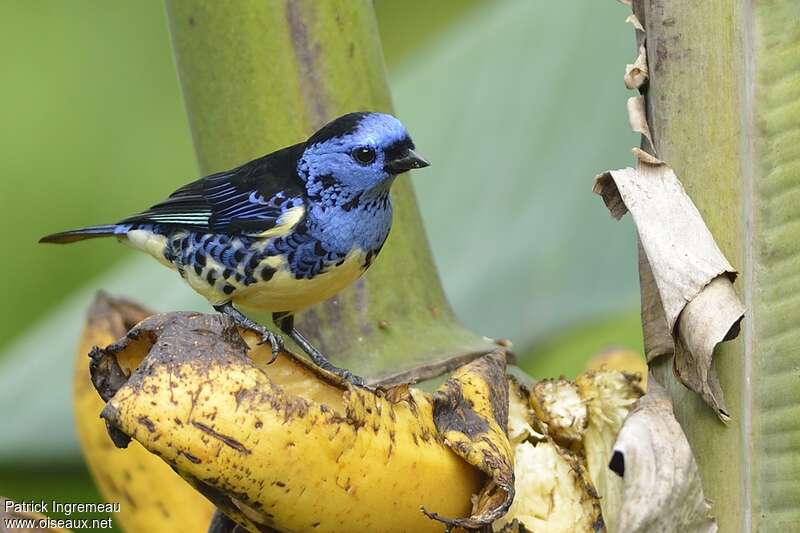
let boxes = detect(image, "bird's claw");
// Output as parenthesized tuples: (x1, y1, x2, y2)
(257, 332, 283, 364)
(340, 370, 371, 390)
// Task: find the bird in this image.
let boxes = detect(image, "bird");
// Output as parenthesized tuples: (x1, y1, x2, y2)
(41, 111, 430, 387)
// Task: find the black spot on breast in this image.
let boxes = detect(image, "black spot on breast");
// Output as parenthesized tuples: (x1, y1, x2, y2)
(206, 270, 218, 285)
(194, 264, 203, 276)
(261, 266, 276, 282)
(233, 249, 245, 263)
(341, 192, 362, 211)
(196, 252, 206, 267)
(248, 255, 260, 271)
(318, 174, 337, 189)
(222, 284, 235, 295)
(222, 268, 233, 279)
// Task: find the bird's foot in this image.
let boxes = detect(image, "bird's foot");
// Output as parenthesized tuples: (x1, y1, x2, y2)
(272, 312, 372, 389)
(257, 330, 284, 364)
(214, 303, 282, 363)
(300, 343, 371, 390)
(332, 368, 368, 389)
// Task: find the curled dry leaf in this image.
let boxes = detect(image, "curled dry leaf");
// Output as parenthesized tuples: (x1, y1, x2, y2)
(593, 164, 745, 421)
(624, 45, 649, 90)
(610, 380, 717, 533)
(90, 311, 519, 532)
(625, 14, 645, 33)
(626, 96, 654, 149)
(631, 147, 663, 166)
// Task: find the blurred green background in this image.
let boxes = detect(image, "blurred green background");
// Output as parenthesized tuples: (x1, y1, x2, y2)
(0, 0, 641, 529)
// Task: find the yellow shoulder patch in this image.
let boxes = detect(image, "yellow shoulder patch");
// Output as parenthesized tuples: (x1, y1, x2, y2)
(256, 205, 306, 239)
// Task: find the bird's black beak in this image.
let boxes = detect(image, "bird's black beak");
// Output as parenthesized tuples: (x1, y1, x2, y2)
(385, 149, 431, 174)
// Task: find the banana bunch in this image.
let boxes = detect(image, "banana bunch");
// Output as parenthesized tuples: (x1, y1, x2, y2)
(78, 295, 645, 532)
(73, 294, 215, 532)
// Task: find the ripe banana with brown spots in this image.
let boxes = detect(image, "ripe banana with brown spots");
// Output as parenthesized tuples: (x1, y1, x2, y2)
(81, 296, 644, 532)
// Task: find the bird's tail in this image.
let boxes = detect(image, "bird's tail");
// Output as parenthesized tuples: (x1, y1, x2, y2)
(39, 224, 125, 244)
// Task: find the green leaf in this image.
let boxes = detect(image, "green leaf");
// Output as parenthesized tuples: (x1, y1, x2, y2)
(392, 0, 640, 346)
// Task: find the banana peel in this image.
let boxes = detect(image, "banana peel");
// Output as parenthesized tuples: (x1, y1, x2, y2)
(74, 294, 215, 533)
(81, 296, 647, 532)
(90, 310, 515, 532)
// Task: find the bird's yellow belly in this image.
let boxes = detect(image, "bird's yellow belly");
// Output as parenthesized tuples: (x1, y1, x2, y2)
(183, 249, 368, 313)
(235, 250, 367, 312)
(122, 228, 369, 313)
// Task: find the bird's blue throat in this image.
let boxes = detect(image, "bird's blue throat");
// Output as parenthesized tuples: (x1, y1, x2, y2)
(268, 176, 393, 279)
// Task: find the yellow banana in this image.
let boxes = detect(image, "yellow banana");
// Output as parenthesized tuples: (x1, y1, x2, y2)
(73, 293, 215, 533)
(92, 311, 505, 533)
(81, 297, 645, 533)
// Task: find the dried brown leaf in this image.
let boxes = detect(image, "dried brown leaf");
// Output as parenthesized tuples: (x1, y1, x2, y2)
(625, 14, 644, 32)
(632, 147, 663, 165)
(593, 164, 745, 420)
(610, 380, 717, 533)
(626, 96, 653, 147)
(637, 239, 675, 362)
(673, 277, 744, 422)
(624, 45, 649, 89)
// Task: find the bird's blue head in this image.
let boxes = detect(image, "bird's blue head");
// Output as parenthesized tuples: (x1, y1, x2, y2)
(299, 112, 429, 193)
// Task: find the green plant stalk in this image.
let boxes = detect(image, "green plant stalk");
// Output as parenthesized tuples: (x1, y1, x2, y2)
(636, 0, 800, 530)
(164, 0, 494, 379)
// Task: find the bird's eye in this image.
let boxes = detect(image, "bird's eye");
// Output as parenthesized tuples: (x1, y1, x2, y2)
(352, 147, 376, 165)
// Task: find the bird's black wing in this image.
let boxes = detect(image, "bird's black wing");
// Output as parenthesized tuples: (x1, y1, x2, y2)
(120, 143, 308, 235)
